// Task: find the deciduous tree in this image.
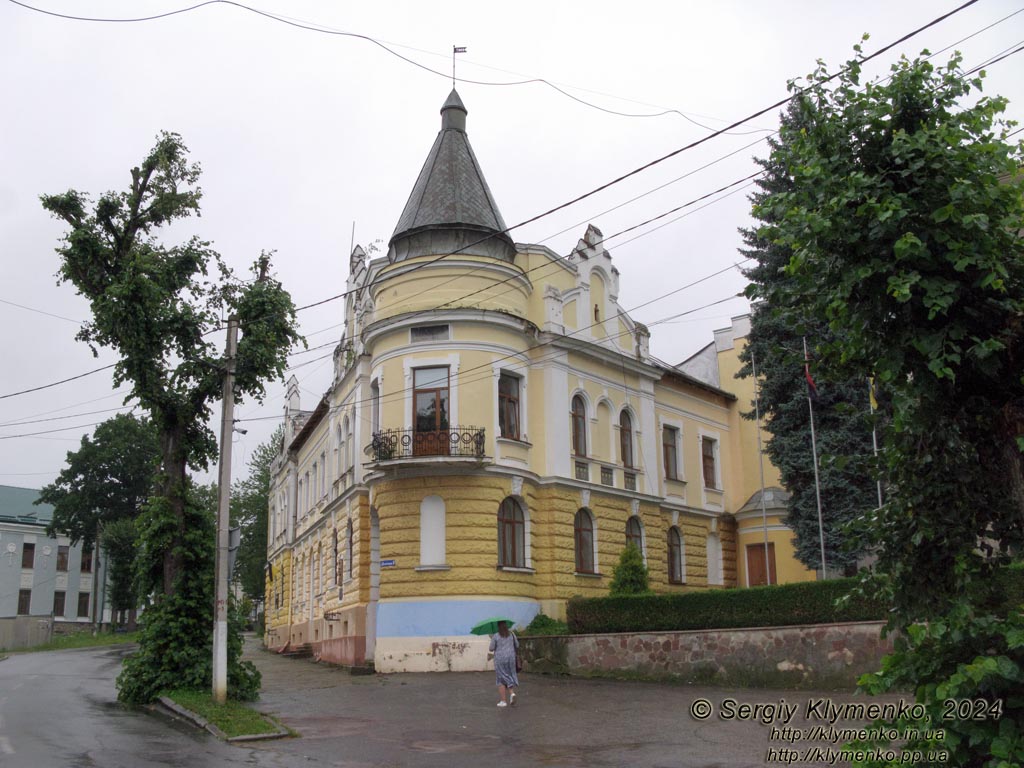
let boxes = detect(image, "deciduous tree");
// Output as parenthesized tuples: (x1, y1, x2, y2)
(41, 132, 301, 704)
(749, 45, 1024, 765)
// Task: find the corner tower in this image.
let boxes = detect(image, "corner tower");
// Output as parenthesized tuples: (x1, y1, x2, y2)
(388, 90, 516, 263)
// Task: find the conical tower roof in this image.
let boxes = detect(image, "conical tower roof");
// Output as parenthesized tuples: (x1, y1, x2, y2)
(388, 89, 516, 263)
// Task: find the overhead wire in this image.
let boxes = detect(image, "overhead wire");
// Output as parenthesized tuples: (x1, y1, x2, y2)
(0, 0, 996, 403)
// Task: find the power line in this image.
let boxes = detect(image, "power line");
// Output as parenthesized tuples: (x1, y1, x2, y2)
(0, 406, 133, 428)
(1, 1, 988, 401)
(0, 364, 116, 401)
(0, 297, 83, 325)
(0, 421, 104, 440)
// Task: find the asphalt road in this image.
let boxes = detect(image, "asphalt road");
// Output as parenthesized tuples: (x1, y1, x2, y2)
(0, 644, 285, 768)
(0, 638, 894, 767)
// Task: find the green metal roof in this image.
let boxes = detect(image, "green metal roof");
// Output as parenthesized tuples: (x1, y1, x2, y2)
(0, 485, 53, 526)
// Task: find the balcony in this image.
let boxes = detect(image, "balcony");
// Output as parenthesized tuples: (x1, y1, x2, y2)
(370, 427, 486, 462)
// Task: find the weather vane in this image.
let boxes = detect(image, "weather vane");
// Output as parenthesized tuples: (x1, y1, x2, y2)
(452, 45, 466, 88)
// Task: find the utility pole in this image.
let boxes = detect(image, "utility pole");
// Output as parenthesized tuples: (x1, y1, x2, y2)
(213, 315, 238, 704)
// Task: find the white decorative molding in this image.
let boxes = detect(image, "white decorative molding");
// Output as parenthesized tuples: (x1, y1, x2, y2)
(671, 510, 680, 526)
(580, 489, 591, 509)
(631, 499, 640, 516)
(511, 476, 524, 497)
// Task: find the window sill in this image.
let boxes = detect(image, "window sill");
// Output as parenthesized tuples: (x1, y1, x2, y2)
(665, 476, 685, 484)
(704, 486, 723, 494)
(574, 572, 603, 579)
(496, 566, 535, 574)
(415, 564, 452, 572)
(496, 436, 532, 447)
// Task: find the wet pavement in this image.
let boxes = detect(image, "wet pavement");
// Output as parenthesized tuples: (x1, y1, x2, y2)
(243, 637, 882, 767)
(0, 636, 891, 767)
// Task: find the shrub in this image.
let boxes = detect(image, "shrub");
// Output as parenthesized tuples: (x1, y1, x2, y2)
(567, 577, 886, 634)
(519, 613, 569, 636)
(608, 543, 651, 596)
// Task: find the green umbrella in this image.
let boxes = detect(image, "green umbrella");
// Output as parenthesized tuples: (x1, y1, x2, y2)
(470, 617, 515, 636)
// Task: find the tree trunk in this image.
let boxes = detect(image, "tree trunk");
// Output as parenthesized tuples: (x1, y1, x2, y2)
(158, 423, 189, 596)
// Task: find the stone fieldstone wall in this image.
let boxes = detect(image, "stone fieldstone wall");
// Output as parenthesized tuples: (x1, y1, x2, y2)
(520, 621, 893, 689)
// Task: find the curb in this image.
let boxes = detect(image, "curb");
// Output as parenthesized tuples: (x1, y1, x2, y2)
(153, 696, 290, 742)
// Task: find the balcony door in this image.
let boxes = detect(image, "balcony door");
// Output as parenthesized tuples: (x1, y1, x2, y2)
(413, 366, 450, 456)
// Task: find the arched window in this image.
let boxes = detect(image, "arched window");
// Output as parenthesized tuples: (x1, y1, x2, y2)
(497, 497, 526, 568)
(571, 396, 587, 457)
(420, 495, 446, 566)
(626, 516, 643, 553)
(574, 509, 595, 574)
(342, 423, 350, 479)
(619, 411, 634, 468)
(346, 520, 354, 580)
(332, 529, 340, 585)
(344, 415, 353, 470)
(668, 527, 684, 584)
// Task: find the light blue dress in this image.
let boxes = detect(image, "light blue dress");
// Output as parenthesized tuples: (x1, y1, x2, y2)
(489, 631, 519, 688)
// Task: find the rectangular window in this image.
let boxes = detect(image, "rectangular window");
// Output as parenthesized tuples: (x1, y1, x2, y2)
(624, 472, 637, 491)
(410, 324, 450, 343)
(81, 548, 93, 573)
(21, 542, 35, 569)
(701, 437, 718, 489)
(53, 591, 66, 617)
(575, 461, 589, 482)
(57, 545, 69, 572)
(17, 589, 31, 615)
(663, 426, 679, 480)
(413, 366, 450, 456)
(601, 467, 614, 486)
(77, 592, 91, 618)
(498, 373, 520, 440)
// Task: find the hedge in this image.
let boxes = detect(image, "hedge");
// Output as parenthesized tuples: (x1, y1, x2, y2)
(566, 578, 886, 635)
(567, 565, 1024, 635)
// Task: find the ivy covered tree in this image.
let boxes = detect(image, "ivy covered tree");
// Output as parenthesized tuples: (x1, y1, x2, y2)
(740, 102, 879, 574)
(749, 45, 1024, 765)
(41, 132, 301, 704)
(230, 426, 282, 603)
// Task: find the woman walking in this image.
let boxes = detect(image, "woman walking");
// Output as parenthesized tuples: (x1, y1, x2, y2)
(488, 620, 519, 707)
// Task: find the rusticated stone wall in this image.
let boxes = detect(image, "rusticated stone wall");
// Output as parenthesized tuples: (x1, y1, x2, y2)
(520, 621, 892, 689)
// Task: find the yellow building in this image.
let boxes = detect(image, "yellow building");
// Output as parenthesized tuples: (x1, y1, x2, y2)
(264, 90, 815, 672)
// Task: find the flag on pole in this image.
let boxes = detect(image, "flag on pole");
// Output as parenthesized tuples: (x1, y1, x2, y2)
(453, 46, 467, 53)
(804, 361, 818, 401)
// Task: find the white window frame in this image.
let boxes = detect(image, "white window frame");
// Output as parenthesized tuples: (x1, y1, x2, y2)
(418, 495, 447, 566)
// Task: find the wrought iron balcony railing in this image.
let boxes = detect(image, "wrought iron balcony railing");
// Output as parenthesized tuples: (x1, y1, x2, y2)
(370, 427, 486, 461)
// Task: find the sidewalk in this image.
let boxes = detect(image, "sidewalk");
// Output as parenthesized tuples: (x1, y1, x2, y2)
(241, 635, 885, 767)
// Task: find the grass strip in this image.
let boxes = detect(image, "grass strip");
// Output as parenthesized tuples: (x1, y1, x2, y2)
(164, 690, 278, 738)
(3, 630, 139, 654)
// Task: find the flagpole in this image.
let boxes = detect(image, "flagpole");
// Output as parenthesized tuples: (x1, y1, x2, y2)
(803, 337, 827, 579)
(868, 378, 884, 509)
(750, 350, 772, 585)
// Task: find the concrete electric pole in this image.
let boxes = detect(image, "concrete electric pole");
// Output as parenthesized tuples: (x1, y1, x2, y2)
(213, 315, 238, 704)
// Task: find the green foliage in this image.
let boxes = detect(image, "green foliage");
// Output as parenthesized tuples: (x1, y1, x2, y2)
(102, 517, 140, 620)
(855, 608, 1024, 768)
(230, 427, 281, 602)
(609, 543, 651, 596)
(41, 133, 296, 705)
(568, 577, 885, 634)
(748, 45, 1024, 765)
(739, 101, 878, 572)
(38, 413, 159, 550)
(519, 613, 569, 637)
(117, 488, 259, 705)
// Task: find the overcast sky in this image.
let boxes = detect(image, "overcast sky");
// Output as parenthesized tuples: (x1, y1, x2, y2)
(2, 0, 1022, 490)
